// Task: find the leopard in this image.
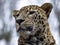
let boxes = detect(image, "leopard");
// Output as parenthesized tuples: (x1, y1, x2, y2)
(12, 3, 56, 45)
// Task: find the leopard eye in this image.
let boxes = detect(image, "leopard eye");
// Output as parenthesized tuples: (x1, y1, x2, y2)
(28, 11, 35, 15)
(16, 14, 19, 17)
(16, 19, 24, 25)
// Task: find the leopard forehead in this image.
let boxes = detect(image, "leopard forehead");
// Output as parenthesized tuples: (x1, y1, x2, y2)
(18, 5, 47, 20)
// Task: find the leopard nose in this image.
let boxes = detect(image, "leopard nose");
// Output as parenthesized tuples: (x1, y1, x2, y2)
(16, 19, 24, 25)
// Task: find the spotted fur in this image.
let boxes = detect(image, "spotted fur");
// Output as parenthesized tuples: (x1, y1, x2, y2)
(13, 3, 56, 45)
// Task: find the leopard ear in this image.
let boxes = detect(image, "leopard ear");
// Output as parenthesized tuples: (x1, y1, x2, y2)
(41, 3, 53, 18)
(12, 10, 19, 17)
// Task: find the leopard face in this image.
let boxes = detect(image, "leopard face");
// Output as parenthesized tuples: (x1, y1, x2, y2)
(13, 3, 56, 45)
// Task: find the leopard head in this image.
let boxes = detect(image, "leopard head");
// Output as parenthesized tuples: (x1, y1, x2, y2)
(12, 3, 53, 37)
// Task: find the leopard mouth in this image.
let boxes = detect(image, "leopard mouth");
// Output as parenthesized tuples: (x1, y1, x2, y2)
(17, 26, 33, 32)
